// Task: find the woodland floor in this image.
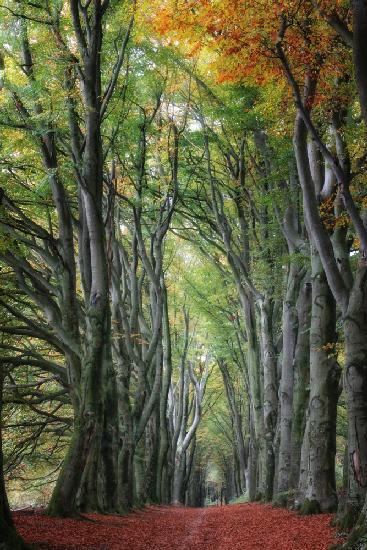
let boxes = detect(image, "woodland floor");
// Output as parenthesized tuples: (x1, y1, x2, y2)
(14, 503, 346, 550)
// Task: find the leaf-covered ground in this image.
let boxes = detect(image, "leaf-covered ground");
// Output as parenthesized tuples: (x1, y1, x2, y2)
(14, 503, 345, 549)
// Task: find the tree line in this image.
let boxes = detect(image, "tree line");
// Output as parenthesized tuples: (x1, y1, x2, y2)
(0, 1, 366, 549)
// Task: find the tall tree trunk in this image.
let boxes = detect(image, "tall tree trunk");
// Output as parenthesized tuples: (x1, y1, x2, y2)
(259, 299, 278, 501)
(116, 364, 134, 512)
(293, 110, 367, 537)
(290, 272, 311, 490)
(156, 282, 172, 503)
(248, 408, 258, 501)
(134, 440, 146, 505)
(48, 7, 116, 511)
(241, 294, 265, 499)
(298, 248, 340, 513)
(171, 360, 208, 504)
(47, 411, 98, 516)
(172, 451, 186, 505)
(339, 265, 367, 528)
(219, 361, 248, 493)
(277, 263, 304, 502)
(74, 319, 115, 513)
(145, 406, 160, 503)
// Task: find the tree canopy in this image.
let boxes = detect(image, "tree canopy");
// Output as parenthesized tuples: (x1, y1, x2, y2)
(0, 2, 367, 549)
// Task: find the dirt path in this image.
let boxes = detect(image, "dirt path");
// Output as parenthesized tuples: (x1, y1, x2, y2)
(14, 503, 345, 550)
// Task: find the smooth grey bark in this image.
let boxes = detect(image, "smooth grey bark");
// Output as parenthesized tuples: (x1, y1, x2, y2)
(156, 281, 173, 503)
(292, 105, 367, 527)
(134, 441, 146, 505)
(277, 263, 304, 498)
(183, 435, 197, 497)
(110, 227, 135, 511)
(144, 404, 160, 503)
(105, 97, 178, 510)
(49, 0, 113, 510)
(0, 4, 134, 517)
(259, 300, 278, 501)
(254, 136, 280, 499)
(219, 360, 248, 493)
(0, 18, 96, 516)
(172, 360, 209, 504)
(290, 272, 311, 490)
(342, 268, 367, 517)
(197, 121, 270, 499)
(128, 119, 178, 459)
(50, 1, 139, 515)
(245, 297, 266, 498)
(298, 248, 340, 512)
(272, 157, 309, 496)
(248, 409, 258, 501)
(0, 2, 141, 517)
(231, 289, 266, 499)
(169, 308, 190, 494)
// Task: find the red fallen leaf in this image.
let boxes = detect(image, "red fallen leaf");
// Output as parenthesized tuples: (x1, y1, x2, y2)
(14, 503, 346, 550)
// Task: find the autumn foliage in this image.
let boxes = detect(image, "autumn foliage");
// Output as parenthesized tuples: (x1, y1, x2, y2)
(145, 0, 352, 104)
(14, 504, 344, 550)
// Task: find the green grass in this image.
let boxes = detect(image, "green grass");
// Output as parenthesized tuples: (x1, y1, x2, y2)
(229, 493, 249, 505)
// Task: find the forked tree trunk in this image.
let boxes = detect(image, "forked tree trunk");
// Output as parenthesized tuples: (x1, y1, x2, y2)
(49, 1, 117, 514)
(293, 110, 367, 539)
(171, 360, 208, 504)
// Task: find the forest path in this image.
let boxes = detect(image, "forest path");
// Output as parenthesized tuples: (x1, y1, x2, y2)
(14, 503, 344, 550)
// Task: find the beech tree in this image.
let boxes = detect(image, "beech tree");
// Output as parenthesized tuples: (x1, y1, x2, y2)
(146, 0, 367, 544)
(2, 3, 367, 549)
